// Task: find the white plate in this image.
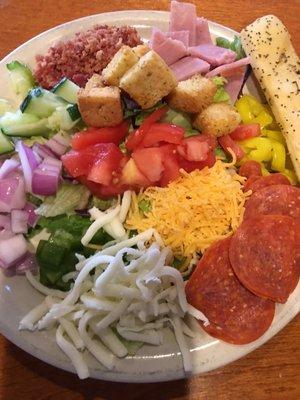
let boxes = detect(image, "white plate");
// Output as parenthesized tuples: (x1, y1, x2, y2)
(0, 10, 299, 383)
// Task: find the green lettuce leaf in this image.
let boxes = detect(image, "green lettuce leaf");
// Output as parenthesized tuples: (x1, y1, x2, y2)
(35, 183, 90, 217)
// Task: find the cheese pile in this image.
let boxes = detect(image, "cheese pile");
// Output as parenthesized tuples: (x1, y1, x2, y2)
(126, 160, 248, 259)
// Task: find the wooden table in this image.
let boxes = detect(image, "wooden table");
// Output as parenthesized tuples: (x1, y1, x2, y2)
(0, 1, 299, 399)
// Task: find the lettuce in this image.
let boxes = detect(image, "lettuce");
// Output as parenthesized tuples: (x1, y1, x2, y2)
(35, 183, 90, 217)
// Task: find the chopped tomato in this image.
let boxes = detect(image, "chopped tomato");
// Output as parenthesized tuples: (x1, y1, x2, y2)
(120, 158, 152, 187)
(141, 123, 184, 147)
(62, 151, 87, 177)
(230, 124, 261, 141)
(126, 106, 168, 150)
(71, 121, 128, 150)
(239, 160, 262, 178)
(218, 135, 245, 161)
(79, 177, 130, 198)
(158, 144, 181, 186)
(132, 147, 164, 183)
(177, 134, 215, 162)
(178, 138, 210, 162)
(201, 133, 217, 150)
(62, 146, 98, 177)
(179, 150, 216, 172)
(87, 144, 124, 185)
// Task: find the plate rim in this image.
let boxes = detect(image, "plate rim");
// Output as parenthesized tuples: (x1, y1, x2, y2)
(0, 9, 299, 383)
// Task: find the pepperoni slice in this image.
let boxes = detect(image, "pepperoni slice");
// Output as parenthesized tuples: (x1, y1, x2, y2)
(229, 215, 299, 303)
(244, 184, 300, 220)
(185, 238, 275, 344)
(244, 173, 290, 193)
(239, 160, 262, 179)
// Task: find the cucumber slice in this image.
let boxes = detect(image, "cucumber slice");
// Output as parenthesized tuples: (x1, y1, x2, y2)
(47, 107, 80, 131)
(0, 99, 14, 116)
(52, 77, 79, 103)
(6, 60, 35, 100)
(0, 130, 14, 154)
(0, 111, 50, 137)
(20, 87, 67, 118)
(67, 104, 81, 121)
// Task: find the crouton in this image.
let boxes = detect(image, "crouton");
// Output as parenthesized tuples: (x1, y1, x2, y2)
(78, 86, 123, 127)
(84, 74, 105, 90)
(132, 44, 150, 58)
(102, 45, 139, 86)
(167, 75, 217, 113)
(193, 103, 241, 137)
(120, 50, 177, 109)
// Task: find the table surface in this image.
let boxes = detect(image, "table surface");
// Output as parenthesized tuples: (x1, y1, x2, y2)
(0, 1, 299, 399)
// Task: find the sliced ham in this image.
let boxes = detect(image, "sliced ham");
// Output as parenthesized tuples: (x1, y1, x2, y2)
(166, 30, 190, 47)
(149, 27, 166, 48)
(206, 56, 251, 77)
(195, 17, 213, 45)
(189, 44, 237, 66)
(153, 38, 187, 65)
(169, 1, 197, 46)
(170, 57, 210, 81)
(225, 66, 247, 104)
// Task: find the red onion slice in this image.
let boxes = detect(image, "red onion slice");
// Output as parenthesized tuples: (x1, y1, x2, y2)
(16, 141, 40, 192)
(0, 177, 26, 212)
(46, 134, 70, 156)
(23, 202, 39, 227)
(0, 234, 27, 269)
(0, 229, 14, 241)
(32, 158, 62, 196)
(0, 159, 20, 179)
(33, 143, 57, 160)
(0, 215, 11, 230)
(11, 209, 29, 234)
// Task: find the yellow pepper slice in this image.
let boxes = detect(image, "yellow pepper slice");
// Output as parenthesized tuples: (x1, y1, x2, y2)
(281, 169, 298, 185)
(262, 129, 286, 145)
(260, 163, 271, 176)
(235, 96, 254, 123)
(271, 140, 286, 172)
(248, 147, 272, 162)
(243, 94, 266, 115)
(235, 95, 294, 178)
(240, 137, 273, 151)
(263, 104, 280, 130)
(252, 110, 273, 129)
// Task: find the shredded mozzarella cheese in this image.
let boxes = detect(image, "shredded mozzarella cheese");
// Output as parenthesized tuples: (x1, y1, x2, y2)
(21, 230, 208, 378)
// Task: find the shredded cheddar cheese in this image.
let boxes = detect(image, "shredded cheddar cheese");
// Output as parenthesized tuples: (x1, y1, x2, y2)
(126, 160, 249, 259)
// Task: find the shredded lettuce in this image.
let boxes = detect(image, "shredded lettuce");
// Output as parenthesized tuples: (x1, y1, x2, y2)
(216, 35, 246, 60)
(172, 257, 187, 270)
(22, 136, 48, 146)
(164, 109, 192, 130)
(212, 76, 230, 103)
(138, 199, 152, 214)
(123, 101, 165, 125)
(212, 76, 228, 87)
(185, 128, 200, 137)
(213, 87, 230, 103)
(214, 146, 228, 161)
(92, 196, 116, 211)
(35, 183, 90, 217)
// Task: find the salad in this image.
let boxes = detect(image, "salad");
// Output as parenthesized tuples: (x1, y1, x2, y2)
(0, 0, 299, 379)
